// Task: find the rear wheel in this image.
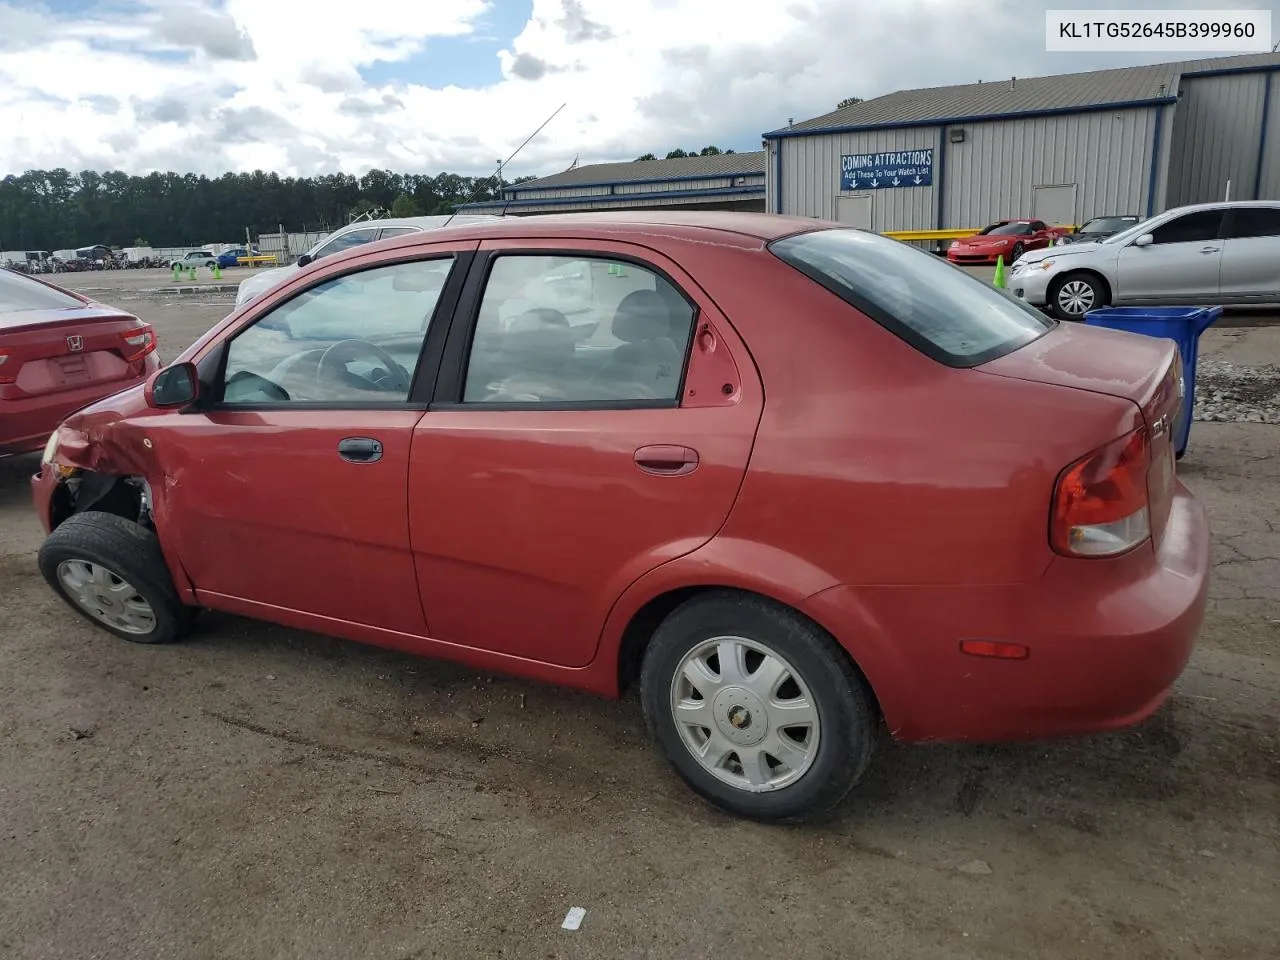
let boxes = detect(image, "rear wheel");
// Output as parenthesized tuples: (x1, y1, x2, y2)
(38, 512, 192, 644)
(640, 591, 876, 823)
(1050, 272, 1107, 321)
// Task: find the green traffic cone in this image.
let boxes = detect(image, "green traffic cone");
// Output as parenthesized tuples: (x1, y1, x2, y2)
(993, 255, 1006, 289)
(171, 263, 181, 282)
(213, 264, 222, 280)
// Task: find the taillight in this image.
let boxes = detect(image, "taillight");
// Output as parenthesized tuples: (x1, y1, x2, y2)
(0, 351, 11, 384)
(1050, 427, 1152, 557)
(120, 324, 157, 362)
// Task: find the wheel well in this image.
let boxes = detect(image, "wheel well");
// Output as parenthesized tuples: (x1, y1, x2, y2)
(1051, 268, 1112, 303)
(51, 472, 149, 531)
(614, 585, 884, 720)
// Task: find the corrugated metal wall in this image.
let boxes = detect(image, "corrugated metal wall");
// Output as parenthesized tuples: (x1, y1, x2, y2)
(1259, 76, 1280, 200)
(777, 127, 941, 230)
(1166, 73, 1267, 206)
(942, 108, 1156, 226)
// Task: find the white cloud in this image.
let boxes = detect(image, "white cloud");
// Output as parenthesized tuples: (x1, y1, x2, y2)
(2, 0, 1276, 179)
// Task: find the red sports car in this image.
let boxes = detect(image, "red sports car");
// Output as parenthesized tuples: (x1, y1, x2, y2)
(31, 212, 1208, 823)
(946, 218, 1067, 265)
(0, 267, 159, 457)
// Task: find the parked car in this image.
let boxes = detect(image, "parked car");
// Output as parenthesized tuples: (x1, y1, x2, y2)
(946, 218, 1067, 265)
(216, 247, 257, 269)
(31, 212, 1208, 823)
(1010, 200, 1280, 320)
(0, 267, 159, 457)
(173, 250, 217, 270)
(233, 215, 503, 308)
(1055, 215, 1140, 245)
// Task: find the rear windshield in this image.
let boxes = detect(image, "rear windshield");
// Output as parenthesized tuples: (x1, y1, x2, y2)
(769, 229, 1055, 367)
(0, 267, 83, 313)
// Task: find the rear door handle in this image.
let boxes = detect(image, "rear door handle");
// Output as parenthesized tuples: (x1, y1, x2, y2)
(338, 437, 383, 463)
(634, 444, 699, 476)
(1201, 246, 1220, 254)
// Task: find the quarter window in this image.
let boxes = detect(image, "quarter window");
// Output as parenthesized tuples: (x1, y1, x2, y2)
(221, 258, 453, 404)
(1149, 211, 1223, 245)
(379, 227, 420, 240)
(462, 255, 696, 404)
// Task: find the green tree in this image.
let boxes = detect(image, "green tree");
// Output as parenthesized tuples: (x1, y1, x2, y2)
(837, 96, 864, 110)
(633, 152, 657, 161)
(390, 193, 422, 218)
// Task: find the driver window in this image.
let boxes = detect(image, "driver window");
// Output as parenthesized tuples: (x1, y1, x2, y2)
(1149, 211, 1223, 245)
(312, 227, 378, 262)
(220, 257, 453, 405)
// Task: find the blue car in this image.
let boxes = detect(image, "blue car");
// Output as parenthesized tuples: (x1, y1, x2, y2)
(216, 247, 257, 268)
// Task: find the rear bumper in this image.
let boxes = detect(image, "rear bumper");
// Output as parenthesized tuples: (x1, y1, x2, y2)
(0, 364, 156, 457)
(802, 483, 1210, 743)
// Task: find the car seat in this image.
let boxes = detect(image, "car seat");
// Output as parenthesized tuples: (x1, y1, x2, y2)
(478, 307, 578, 402)
(590, 290, 683, 399)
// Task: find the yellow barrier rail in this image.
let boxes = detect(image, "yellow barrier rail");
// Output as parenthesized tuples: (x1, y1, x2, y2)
(884, 226, 1079, 242)
(237, 255, 279, 266)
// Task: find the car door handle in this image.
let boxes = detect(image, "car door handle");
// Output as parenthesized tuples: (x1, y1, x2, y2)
(634, 444, 699, 477)
(1201, 246, 1221, 254)
(338, 437, 383, 463)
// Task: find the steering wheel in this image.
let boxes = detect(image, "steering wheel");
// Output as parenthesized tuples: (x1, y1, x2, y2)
(316, 339, 412, 394)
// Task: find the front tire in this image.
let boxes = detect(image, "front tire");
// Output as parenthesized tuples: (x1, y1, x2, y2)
(38, 512, 192, 644)
(1010, 242, 1025, 262)
(1050, 272, 1107, 321)
(640, 591, 876, 824)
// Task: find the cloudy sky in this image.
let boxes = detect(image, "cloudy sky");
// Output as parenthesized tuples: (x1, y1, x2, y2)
(2, 0, 1277, 180)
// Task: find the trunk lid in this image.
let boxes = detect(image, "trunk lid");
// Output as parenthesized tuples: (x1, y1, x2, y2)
(0, 306, 155, 400)
(977, 320, 1182, 547)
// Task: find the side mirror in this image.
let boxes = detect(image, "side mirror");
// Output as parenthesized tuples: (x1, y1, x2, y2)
(145, 362, 200, 409)
(296, 253, 313, 267)
(1133, 234, 1154, 247)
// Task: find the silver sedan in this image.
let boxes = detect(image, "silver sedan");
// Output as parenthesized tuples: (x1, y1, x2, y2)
(1009, 200, 1280, 320)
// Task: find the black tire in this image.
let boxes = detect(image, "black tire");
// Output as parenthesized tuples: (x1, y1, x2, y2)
(1049, 272, 1108, 321)
(640, 590, 876, 824)
(1011, 242, 1025, 261)
(38, 512, 192, 644)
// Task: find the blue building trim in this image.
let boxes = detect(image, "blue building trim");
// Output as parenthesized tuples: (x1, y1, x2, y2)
(1256, 72, 1273, 200)
(762, 96, 1178, 141)
(1146, 104, 1165, 218)
(456, 185, 765, 211)
(510, 170, 765, 194)
(1181, 63, 1280, 79)
(773, 142, 783, 214)
(935, 125, 947, 229)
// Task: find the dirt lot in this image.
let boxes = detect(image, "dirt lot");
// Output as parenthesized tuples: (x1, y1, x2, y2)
(1, 274, 1277, 960)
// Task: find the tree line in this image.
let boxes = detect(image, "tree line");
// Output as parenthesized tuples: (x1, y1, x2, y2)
(0, 168, 539, 251)
(0, 147, 739, 251)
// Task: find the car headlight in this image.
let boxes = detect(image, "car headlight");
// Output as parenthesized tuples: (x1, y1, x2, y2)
(1035, 259, 1058, 271)
(41, 425, 80, 475)
(41, 429, 61, 465)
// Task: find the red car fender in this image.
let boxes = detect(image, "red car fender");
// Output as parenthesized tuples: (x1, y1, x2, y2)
(589, 535, 899, 708)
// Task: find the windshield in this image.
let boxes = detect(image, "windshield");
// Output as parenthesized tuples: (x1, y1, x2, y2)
(1080, 217, 1137, 234)
(979, 221, 1031, 236)
(770, 229, 1054, 367)
(1102, 213, 1164, 245)
(0, 267, 83, 313)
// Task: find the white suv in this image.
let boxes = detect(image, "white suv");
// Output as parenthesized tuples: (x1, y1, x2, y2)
(1010, 201, 1280, 320)
(234, 215, 503, 308)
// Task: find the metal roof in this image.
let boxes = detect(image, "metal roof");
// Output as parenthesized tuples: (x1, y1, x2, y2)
(511, 150, 767, 191)
(769, 52, 1280, 137)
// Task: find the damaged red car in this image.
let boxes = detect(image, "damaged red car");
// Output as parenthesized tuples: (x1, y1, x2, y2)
(0, 267, 159, 457)
(31, 212, 1210, 823)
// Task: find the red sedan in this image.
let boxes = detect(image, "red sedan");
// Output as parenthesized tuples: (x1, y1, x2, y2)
(30, 212, 1208, 823)
(946, 218, 1065, 265)
(0, 267, 159, 457)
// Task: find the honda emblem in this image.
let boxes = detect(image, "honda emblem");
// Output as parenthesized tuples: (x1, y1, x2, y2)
(66, 335, 84, 353)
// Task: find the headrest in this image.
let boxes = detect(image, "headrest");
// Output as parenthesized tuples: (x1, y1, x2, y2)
(612, 289, 671, 343)
(501, 308, 575, 365)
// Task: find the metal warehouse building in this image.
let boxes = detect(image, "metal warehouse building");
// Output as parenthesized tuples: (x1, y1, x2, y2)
(765, 51, 1280, 234)
(460, 151, 766, 215)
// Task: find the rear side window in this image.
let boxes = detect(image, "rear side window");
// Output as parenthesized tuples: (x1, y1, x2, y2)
(0, 268, 82, 313)
(769, 229, 1054, 367)
(1225, 207, 1280, 239)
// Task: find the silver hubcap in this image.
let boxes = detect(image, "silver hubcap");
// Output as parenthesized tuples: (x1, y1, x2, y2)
(1057, 279, 1095, 316)
(669, 636, 820, 793)
(56, 560, 156, 635)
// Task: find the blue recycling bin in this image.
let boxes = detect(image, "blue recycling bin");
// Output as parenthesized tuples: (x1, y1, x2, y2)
(1081, 305, 1222, 459)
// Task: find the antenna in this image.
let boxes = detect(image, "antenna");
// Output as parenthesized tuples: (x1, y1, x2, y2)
(443, 102, 568, 226)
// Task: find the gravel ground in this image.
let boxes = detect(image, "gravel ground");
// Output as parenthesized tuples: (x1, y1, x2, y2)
(0, 279, 1277, 960)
